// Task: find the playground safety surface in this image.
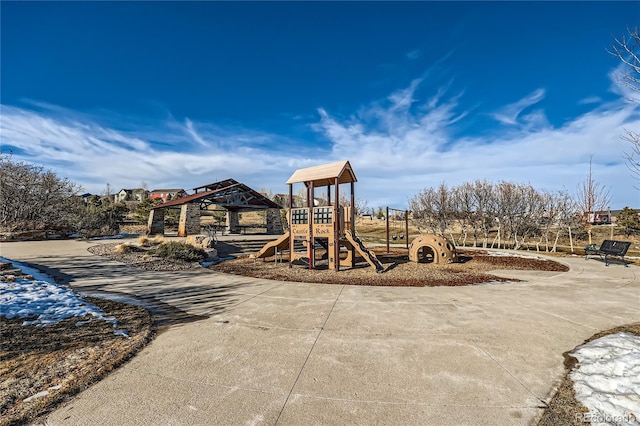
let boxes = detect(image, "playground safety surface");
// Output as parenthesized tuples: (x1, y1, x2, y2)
(211, 247, 569, 287)
(1, 238, 638, 425)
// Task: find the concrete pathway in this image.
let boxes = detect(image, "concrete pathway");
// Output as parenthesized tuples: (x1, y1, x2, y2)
(1, 239, 638, 425)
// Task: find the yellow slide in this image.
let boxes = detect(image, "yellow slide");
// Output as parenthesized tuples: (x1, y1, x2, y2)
(251, 233, 291, 259)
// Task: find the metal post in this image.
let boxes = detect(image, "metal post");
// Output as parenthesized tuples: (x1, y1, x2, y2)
(405, 210, 409, 250)
(386, 206, 390, 253)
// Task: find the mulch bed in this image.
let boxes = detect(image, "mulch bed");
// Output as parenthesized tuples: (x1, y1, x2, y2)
(88, 242, 568, 287)
(210, 248, 569, 287)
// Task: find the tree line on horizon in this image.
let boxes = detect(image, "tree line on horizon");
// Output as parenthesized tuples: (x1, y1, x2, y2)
(407, 180, 637, 251)
(1, 152, 638, 245)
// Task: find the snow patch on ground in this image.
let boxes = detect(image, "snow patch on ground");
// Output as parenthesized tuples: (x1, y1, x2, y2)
(89, 232, 140, 240)
(485, 251, 548, 260)
(1, 256, 55, 283)
(201, 256, 235, 267)
(570, 332, 640, 425)
(0, 257, 127, 335)
(23, 385, 62, 403)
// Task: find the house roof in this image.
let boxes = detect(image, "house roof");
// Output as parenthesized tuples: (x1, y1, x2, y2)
(119, 188, 147, 193)
(285, 160, 357, 186)
(192, 179, 238, 193)
(150, 189, 186, 193)
(151, 179, 280, 212)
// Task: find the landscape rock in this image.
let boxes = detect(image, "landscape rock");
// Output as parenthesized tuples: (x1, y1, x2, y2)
(185, 235, 215, 249)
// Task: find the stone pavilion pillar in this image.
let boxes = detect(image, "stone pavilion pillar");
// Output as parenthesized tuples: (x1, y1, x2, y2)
(147, 209, 165, 235)
(178, 204, 201, 237)
(226, 211, 240, 234)
(266, 208, 284, 234)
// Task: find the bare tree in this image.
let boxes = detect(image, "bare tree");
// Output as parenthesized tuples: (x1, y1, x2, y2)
(471, 180, 495, 248)
(576, 155, 611, 244)
(553, 190, 579, 252)
(409, 187, 438, 234)
(338, 195, 371, 216)
(610, 26, 640, 182)
(0, 153, 83, 231)
(610, 26, 640, 97)
(409, 182, 454, 237)
(409, 179, 587, 251)
(103, 183, 114, 202)
(452, 184, 474, 247)
(512, 184, 541, 250)
(622, 131, 640, 185)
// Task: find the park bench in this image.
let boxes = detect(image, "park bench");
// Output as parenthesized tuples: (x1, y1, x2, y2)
(584, 240, 631, 267)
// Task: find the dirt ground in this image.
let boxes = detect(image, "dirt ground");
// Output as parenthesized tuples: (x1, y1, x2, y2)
(0, 298, 153, 426)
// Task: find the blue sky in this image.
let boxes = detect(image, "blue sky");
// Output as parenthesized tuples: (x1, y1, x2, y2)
(1, 1, 639, 209)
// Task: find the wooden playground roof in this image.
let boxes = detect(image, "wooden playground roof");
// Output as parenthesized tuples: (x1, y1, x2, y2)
(285, 160, 357, 187)
(151, 179, 280, 212)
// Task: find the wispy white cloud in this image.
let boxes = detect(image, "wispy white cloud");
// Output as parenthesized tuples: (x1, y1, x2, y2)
(578, 96, 602, 105)
(314, 80, 638, 208)
(1, 71, 638, 208)
(184, 118, 210, 147)
(0, 105, 299, 194)
(609, 63, 640, 104)
(406, 48, 421, 60)
(490, 88, 547, 127)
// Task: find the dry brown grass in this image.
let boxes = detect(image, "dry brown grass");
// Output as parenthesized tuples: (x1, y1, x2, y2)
(0, 298, 154, 426)
(114, 243, 138, 254)
(353, 218, 640, 261)
(537, 323, 640, 425)
(150, 235, 165, 245)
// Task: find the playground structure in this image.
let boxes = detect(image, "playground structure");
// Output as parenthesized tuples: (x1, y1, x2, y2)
(409, 234, 457, 264)
(386, 207, 410, 253)
(253, 160, 457, 271)
(252, 161, 384, 272)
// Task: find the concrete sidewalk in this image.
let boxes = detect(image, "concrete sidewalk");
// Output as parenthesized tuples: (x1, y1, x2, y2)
(1, 240, 638, 425)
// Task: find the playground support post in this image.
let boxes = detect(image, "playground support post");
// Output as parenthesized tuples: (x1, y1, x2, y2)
(308, 181, 314, 270)
(288, 182, 293, 269)
(334, 177, 340, 271)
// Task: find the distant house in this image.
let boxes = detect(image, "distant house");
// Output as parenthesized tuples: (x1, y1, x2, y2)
(79, 193, 94, 203)
(115, 188, 148, 202)
(588, 209, 640, 225)
(149, 189, 188, 203)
